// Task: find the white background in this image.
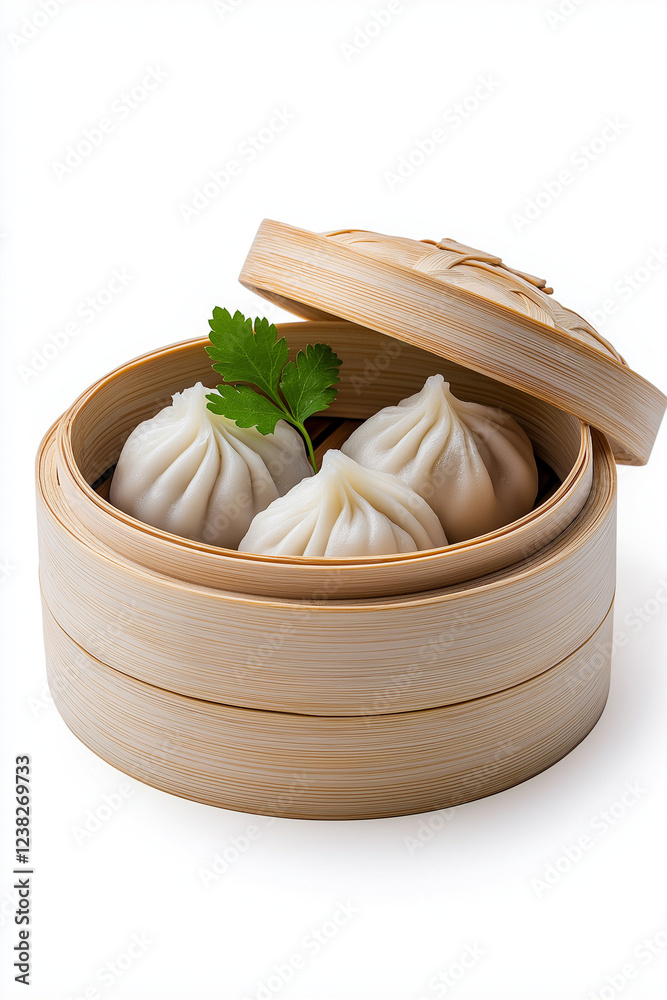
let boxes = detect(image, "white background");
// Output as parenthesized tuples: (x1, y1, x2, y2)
(1, 1, 666, 998)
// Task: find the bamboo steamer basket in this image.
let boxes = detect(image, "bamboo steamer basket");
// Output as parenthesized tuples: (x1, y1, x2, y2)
(36, 221, 665, 820)
(43, 602, 613, 821)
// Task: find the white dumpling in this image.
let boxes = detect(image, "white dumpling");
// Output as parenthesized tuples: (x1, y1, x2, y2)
(238, 449, 447, 557)
(110, 382, 313, 548)
(342, 374, 538, 543)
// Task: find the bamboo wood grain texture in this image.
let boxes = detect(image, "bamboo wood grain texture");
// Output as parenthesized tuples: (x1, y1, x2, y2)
(51, 326, 595, 600)
(43, 603, 613, 820)
(239, 221, 666, 465)
(37, 427, 616, 715)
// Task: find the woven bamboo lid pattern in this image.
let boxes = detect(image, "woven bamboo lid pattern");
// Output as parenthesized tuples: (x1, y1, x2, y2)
(239, 220, 666, 465)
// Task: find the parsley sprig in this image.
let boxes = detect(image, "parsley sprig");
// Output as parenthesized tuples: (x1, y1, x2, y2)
(205, 308, 342, 471)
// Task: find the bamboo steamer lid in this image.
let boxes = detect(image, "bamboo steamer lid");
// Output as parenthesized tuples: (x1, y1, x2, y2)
(239, 220, 666, 466)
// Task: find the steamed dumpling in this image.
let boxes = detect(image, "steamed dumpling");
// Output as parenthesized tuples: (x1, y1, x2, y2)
(342, 375, 538, 543)
(110, 382, 313, 548)
(238, 449, 447, 557)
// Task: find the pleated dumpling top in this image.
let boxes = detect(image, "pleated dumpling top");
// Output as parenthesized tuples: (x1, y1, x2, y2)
(239, 449, 447, 557)
(342, 374, 538, 543)
(110, 382, 313, 548)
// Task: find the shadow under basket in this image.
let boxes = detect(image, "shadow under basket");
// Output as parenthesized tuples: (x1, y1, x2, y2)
(37, 322, 617, 819)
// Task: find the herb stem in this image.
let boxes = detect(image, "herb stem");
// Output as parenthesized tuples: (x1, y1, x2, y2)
(282, 415, 317, 471)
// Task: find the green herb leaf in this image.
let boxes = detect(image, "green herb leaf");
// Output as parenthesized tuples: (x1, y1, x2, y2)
(206, 307, 288, 407)
(279, 344, 342, 425)
(206, 386, 286, 435)
(205, 308, 342, 471)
